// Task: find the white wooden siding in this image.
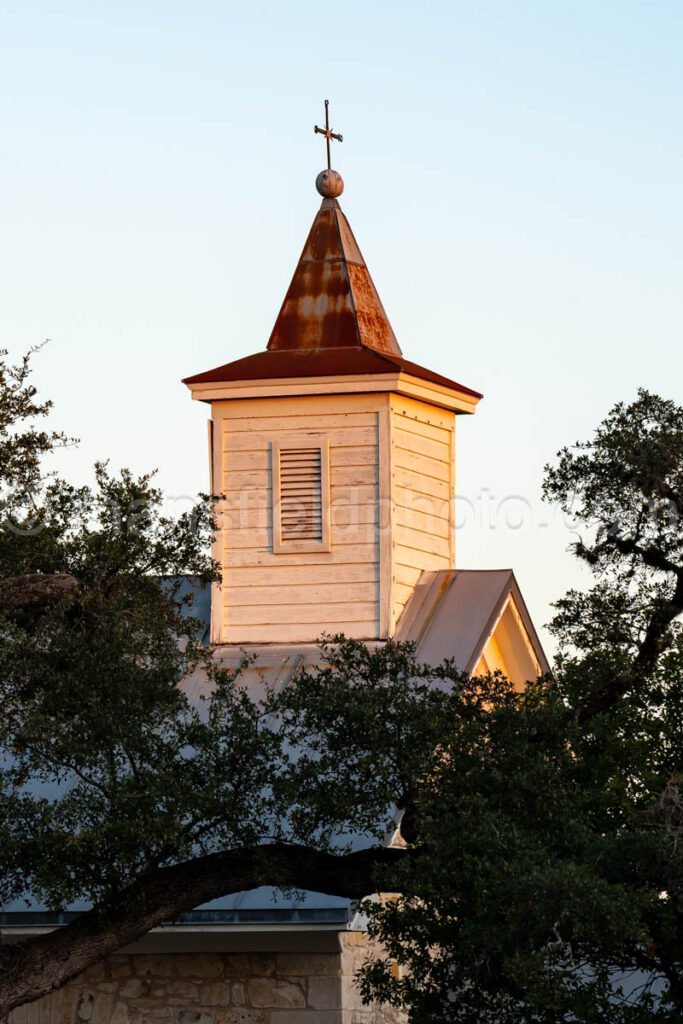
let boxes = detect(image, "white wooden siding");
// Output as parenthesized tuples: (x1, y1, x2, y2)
(389, 395, 456, 631)
(210, 391, 458, 645)
(215, 395, 381, 644)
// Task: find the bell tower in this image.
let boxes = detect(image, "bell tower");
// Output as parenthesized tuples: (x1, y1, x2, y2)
(184, 120, 481, 645)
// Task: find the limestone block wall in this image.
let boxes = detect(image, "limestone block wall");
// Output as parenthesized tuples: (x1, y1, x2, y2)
(339, 934, 407, 1024)
(6, 946, 406, 1024)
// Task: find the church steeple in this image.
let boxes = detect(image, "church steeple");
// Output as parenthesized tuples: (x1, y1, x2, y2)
(268, 102, 400, 356)
(183, 165, 478, 397)
(184, 111, 482, 646)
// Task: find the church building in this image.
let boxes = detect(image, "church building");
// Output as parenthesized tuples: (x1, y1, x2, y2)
(4, 112, 548, 1024)
(181, 153, 548, 685)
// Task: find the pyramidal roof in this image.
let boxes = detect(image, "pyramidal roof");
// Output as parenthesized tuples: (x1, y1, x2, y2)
(266, 197, 401, 355)
(183, 174, 481, 405)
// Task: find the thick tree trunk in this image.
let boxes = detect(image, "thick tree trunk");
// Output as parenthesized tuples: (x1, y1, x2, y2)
(0, 842, 407, 1020)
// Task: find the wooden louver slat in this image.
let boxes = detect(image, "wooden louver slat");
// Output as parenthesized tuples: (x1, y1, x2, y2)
(279, 447, 323, 541)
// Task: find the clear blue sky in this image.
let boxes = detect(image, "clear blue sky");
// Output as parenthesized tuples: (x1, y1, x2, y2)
(1, 1, 682, 650)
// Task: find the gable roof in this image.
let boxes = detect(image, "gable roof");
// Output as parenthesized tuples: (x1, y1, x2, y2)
(396, 569, 551, 679)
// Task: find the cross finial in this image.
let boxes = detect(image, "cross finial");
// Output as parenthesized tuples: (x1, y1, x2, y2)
(314, 99, 343, 171)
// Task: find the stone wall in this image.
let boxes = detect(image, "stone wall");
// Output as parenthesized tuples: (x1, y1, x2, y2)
(6, 945, 406, 1024)
(339, 934, 406, 1024)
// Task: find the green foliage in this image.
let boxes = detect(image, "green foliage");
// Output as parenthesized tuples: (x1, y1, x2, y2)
(271, 638, 467, 847)
(0, 351, 238, 907)
(359, 667, 683, 1022)
(3, 354, 683, 1022)
(358, 390, 683, 1023)
(544, 389, 683, 664)
(0, 348, 458, 922)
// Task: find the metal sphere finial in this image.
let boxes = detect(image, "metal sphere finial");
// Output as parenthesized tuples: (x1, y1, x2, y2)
(316, 169, 344, 198)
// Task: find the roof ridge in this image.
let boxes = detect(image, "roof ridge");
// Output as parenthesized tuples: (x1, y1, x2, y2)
(337, 205, 363, 351)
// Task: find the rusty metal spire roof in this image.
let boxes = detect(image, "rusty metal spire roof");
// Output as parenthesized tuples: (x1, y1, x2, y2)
(266, 99, 400, 355)
(183, 186, 481, 398)
(266, 194, 402, 355)
(183, 108, 481, 403)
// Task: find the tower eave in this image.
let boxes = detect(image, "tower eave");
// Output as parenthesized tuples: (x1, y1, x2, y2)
(184, 354, 482, 415)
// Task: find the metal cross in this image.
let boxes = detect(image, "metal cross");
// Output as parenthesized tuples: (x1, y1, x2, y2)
(314, 99, 343, 170)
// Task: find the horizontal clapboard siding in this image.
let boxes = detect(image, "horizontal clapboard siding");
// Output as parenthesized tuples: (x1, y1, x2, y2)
(226, 562, 379, 585)
(224, 548, 376, 568)
(219, 504, 378, 533)
(222, 445, 373, 477)
(221, 518, 377, 550)
(217, 394, 381, 644)
(224, 621, 380, 644)
(209, 390, 458, 645)
(390, 396, 455, 629)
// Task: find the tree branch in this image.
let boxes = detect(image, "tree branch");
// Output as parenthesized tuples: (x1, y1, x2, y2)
(575, 572, 683, 723)
(611, 535, 682, 578)
(0, 842, 408, 1019)
(657, 480, 683, 519)
(0, 573, 80, 615)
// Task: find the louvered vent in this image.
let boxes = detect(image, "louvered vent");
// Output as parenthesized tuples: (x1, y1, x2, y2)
(279, 447, 323, 541)
(272, 439, 330, 553)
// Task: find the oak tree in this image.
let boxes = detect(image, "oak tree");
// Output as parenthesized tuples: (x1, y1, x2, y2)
(359, 390, 683, 1023)
(0, 349, 450, 1017)
(3, 350, 683, 1024)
